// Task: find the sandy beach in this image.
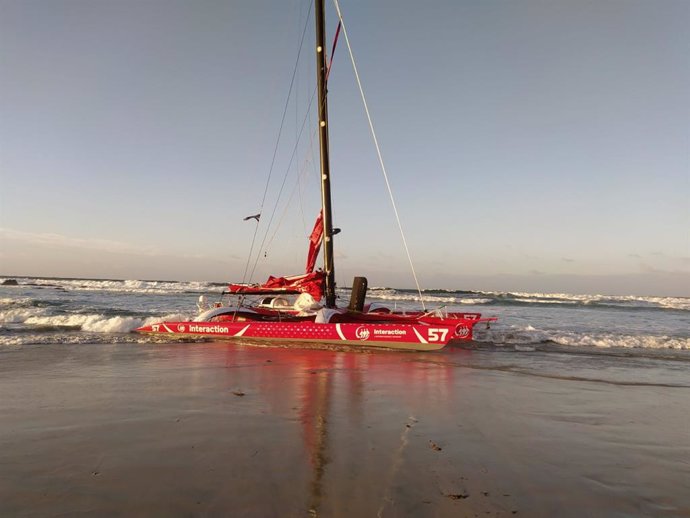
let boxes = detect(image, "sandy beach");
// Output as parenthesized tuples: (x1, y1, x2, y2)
(1, 341, 688, 517)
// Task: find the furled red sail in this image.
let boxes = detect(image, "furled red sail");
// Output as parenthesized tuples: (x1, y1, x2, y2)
(305, 211, 323, 274)
(229, 212, 325, 300)
(228, 271, 325, 300)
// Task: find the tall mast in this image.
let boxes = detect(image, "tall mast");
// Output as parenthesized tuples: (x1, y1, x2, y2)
(315, 0, 337, 308)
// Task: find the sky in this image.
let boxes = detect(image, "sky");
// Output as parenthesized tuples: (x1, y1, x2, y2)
(0, 0, 688, 296)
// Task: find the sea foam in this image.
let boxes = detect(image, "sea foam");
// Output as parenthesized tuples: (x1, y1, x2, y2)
(21, 312, 191, 333)
(474, 323, 689, 350)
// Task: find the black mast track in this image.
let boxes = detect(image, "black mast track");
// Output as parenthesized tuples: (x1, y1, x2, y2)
(315, 0, 336, 308)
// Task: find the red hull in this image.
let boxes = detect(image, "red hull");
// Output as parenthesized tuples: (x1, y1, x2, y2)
(136, 318, 479, 351)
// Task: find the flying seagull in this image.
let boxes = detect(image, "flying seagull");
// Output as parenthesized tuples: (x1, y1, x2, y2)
(243, 213, 261, 222)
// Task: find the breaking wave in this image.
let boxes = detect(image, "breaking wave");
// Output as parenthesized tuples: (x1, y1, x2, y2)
(0, 277, 219, 295)
(2, 277, 687, 311)
(364, 288, 689, 312)
(473, 325, 689, 350)
(1, 276, 688, 351)
(0, 309, 191, 346)
(0, 333, 159, 348)
(487, 291, 690, 311)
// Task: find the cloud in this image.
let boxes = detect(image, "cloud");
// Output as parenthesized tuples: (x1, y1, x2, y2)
(561, 257, 575, 263)
(638, 262, 689, 276)
(0, 228, 160, 256)
(0, 227, 243, 281)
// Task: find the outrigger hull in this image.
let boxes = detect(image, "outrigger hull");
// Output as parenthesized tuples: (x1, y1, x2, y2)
(136, 319, 476, 351)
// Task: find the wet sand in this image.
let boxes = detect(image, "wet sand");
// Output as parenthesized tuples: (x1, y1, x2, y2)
(1, 342, 689, 517)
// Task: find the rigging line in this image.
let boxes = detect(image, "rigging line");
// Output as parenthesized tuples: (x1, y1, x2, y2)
(332, 0, 427, 310)
(265, 142, 317, 252)
(299, 107, 319, 235)
(240, 0, 314, 284)
(264, 182, 300, 255)
(325, 21, 341, 81)
(298, 128, 320, 236)
(248, 86, 318, 282)
(239, 219, 261, 286)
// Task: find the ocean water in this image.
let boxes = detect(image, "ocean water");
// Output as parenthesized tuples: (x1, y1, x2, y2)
(1, 276, 688, 357)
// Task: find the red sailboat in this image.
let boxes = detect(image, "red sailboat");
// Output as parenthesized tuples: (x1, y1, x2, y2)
(136, 0, 494, 350)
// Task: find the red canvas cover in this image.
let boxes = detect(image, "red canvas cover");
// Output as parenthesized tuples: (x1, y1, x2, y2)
(305, 211, 323, 274)
(229, 271, 325, 300)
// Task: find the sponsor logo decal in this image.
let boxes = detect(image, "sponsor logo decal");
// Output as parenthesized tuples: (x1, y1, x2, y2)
(374, 329, 407, 336)
(455, 324, 470, 338)
(188, 324, 229, 334)
(177, 325, 186, 333)
(355, 326, 370, 340)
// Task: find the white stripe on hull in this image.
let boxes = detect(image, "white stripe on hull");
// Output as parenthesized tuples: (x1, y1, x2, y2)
(335, 323, 346, 341)
(412, 328, 428, 344)
(234, 325, 250, 337)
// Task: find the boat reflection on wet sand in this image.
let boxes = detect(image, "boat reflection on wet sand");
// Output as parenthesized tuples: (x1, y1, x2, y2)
(1, 340, 688, 517)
